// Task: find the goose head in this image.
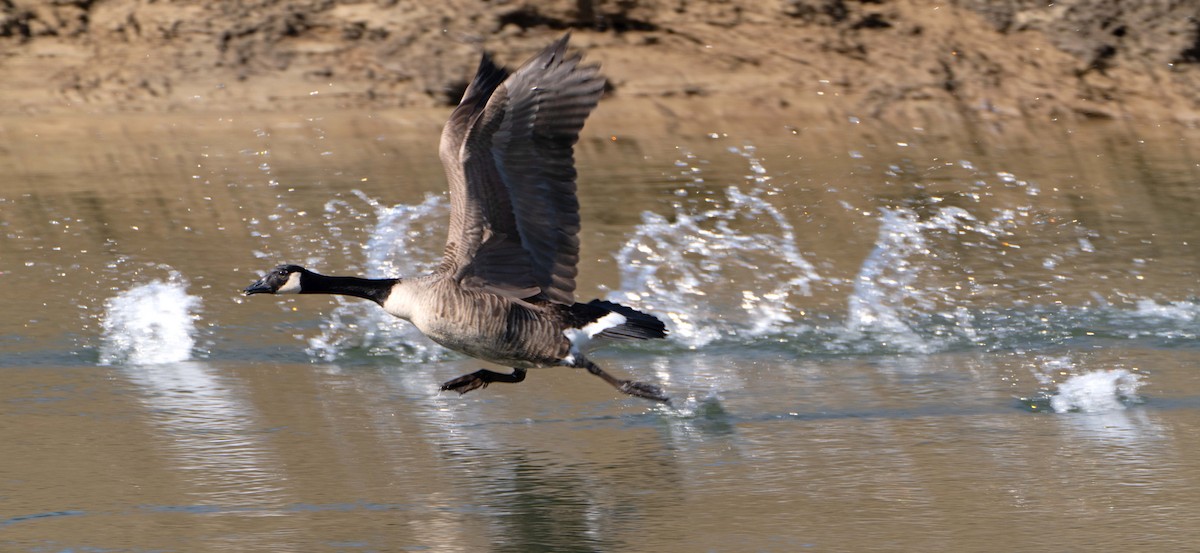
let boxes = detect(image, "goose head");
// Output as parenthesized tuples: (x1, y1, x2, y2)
(244, 264, 308, 295)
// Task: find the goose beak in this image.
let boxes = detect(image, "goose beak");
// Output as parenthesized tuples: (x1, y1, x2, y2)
(243, 279, 273, 295)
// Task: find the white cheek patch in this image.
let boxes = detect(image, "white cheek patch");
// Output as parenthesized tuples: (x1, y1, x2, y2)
(276, 272, 303, 294)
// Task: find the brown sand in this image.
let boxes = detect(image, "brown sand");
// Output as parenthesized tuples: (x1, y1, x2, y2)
(1, 0, 1198, 129)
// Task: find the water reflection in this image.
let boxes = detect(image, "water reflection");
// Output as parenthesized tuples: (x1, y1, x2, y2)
(1056, 407, 1167, 449)
(121, 361, 285, 509)
(476, 452, 626, 552)
(372, 361, 688, 552)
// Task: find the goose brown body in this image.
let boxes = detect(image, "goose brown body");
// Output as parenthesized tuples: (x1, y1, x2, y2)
(386, 276, 571, 369)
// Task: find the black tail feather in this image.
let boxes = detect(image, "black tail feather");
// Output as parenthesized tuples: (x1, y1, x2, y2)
(577, 299, 667, 340)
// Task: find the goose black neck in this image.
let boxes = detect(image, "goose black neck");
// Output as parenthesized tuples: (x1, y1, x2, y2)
(301, 272, 397, 305)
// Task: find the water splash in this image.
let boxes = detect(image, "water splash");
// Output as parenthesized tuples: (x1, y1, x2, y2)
(1129, 298, 1200, 322)
(1025, 356, 1144, 413)
(605, 148, 1200, 360)
(1114, 299, 1200, 341)
(611, 146, 819, 347)
(606, 146, 1060, 353)
(99, 273, 200, 365)
(306, 191, 450, 362)
(608, 148, 1040, 353)
(1049, 370, 1143, 413)
(839, 206, 1015, 353)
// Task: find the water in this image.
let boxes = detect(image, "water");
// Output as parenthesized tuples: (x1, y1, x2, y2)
(4, 112, 1200, 551)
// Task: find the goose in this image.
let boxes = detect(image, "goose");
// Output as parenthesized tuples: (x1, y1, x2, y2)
(244, 34, 669, 402)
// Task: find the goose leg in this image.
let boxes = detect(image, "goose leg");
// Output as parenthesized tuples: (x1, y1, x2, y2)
(577, 358, 669, 403)
(441, 368, 527, 395)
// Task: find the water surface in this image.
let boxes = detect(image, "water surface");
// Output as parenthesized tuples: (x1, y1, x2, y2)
(3, 112, 1200, 551)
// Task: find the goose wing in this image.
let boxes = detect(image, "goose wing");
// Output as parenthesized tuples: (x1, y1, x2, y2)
(437, 34, 605, 305)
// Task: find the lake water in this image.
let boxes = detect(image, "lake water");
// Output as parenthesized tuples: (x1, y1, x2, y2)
(3, 111, 1200, 551)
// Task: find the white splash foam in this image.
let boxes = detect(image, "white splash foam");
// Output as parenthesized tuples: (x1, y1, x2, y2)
(1028, 356, 1143, 414)
(1129, 299, 1200, 323)
(1049, 369, 1143, 414)
(99, 273, 200, 365)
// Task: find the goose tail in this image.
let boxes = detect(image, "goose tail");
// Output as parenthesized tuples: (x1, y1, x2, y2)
(569, 299, 668, 341)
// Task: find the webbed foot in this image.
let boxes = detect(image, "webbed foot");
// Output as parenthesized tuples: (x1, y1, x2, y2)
(619, 380, 671, 403)
(440, 368, 527, 395)
(576, 357, 670, 403)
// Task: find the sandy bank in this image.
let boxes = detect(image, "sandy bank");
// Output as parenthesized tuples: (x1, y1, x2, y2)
(1, 1, 1198, 129)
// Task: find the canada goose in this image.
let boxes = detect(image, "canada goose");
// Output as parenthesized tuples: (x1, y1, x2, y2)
(244, 35, 669, 402)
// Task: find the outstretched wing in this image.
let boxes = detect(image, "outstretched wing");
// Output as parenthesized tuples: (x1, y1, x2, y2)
(437, 34, 605, 305)
(437, 50, 509, 273)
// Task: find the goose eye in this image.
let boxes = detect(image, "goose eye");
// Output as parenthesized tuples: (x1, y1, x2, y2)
(276, 269, 289, 276)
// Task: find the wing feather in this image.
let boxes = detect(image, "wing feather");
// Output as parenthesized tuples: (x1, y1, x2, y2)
(441, 34, 605, 305)
(437, 52, 510, 275)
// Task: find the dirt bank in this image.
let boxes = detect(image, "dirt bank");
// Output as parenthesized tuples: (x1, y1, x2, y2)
(1, 0, 1198, 128)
